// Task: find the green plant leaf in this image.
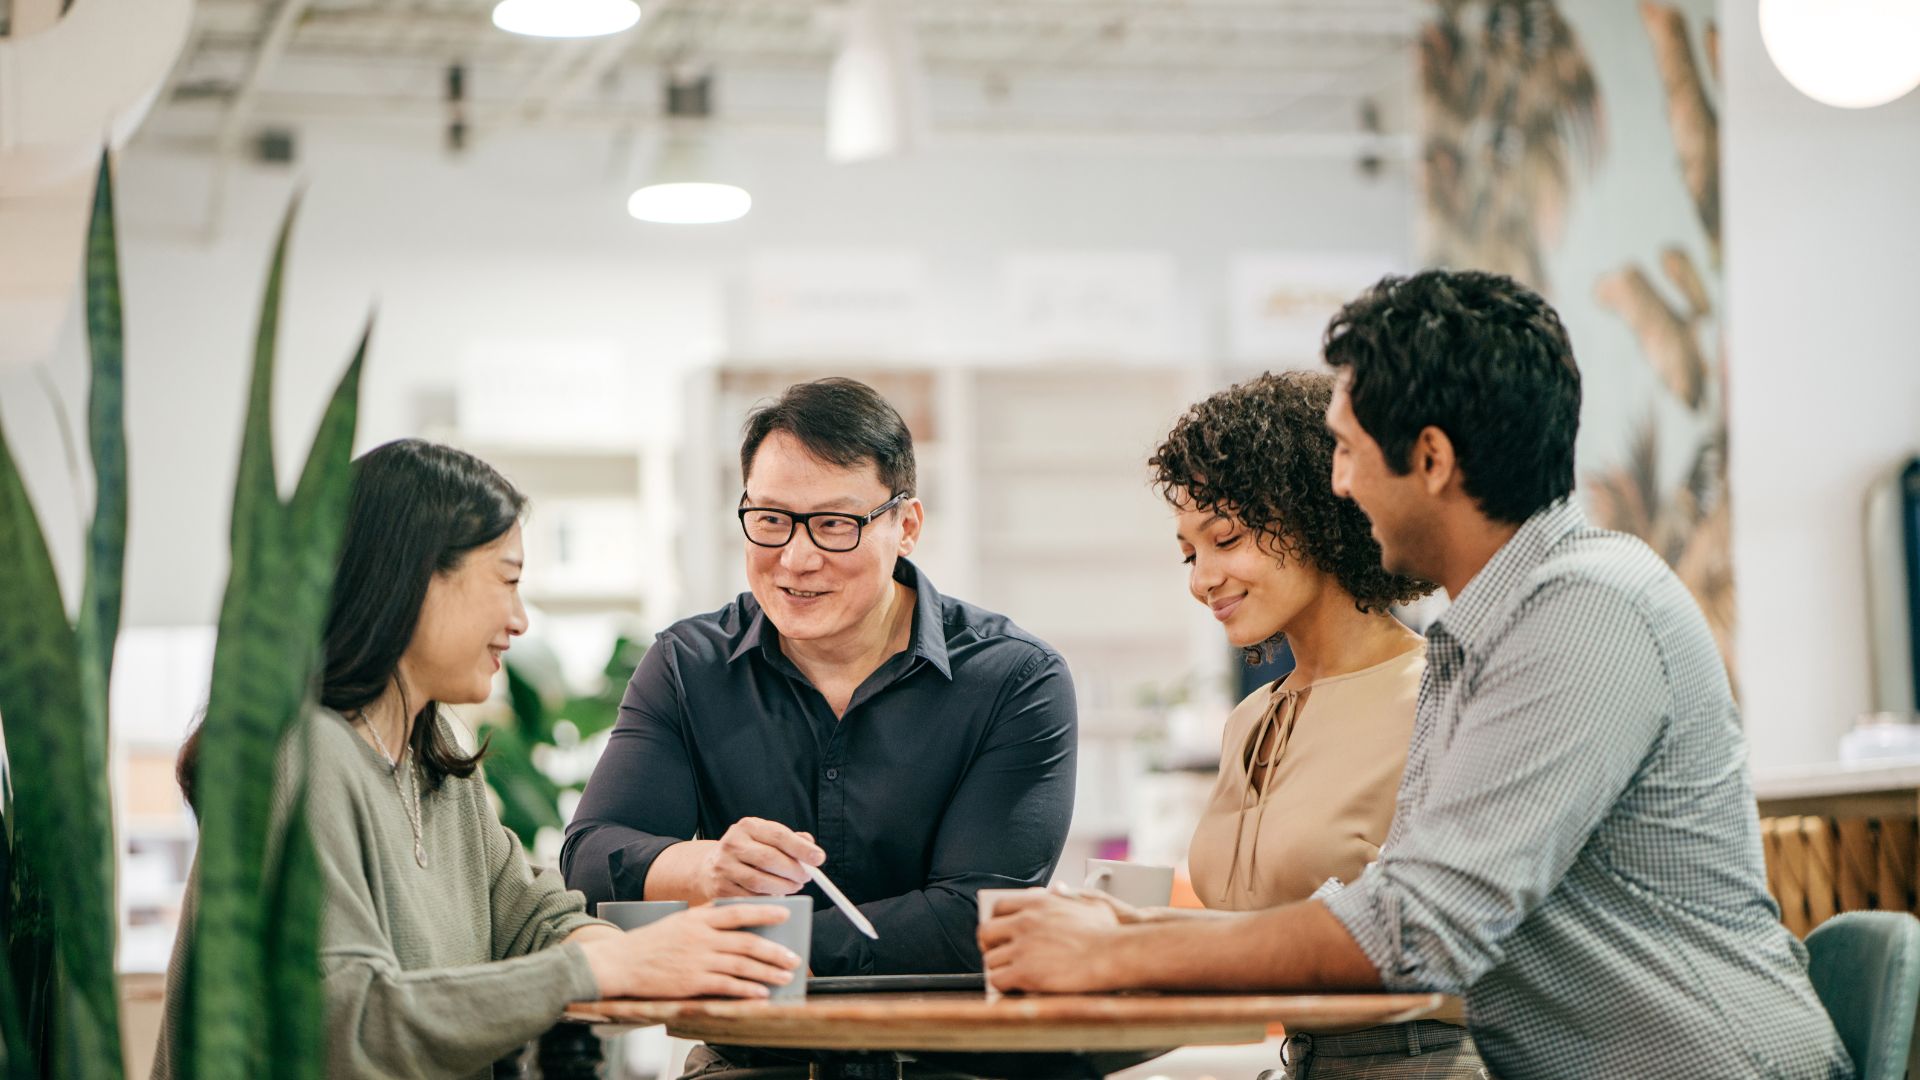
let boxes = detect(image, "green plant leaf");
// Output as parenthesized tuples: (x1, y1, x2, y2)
(0, 414, 118, 1079)
(504, 664, 551, 745)
(0, 941, 19, 1080)
(0, 761, 38, 1080)
(285, 324, 366, 565)
(227, 195, 298, 567)
(478, 724, 564, 848)
(0, 160, 129, 1080)
(3, 872, 56, 1080)
(0, 765, 10, 1034)
(264, 331, 365, 1080)
(263, 721, 325, 1080)
(77, 149, 128, 713)
(1, 765, 15, 1076)
(187, 199, 354, 1080)
(557, 695, 619, 741)
(601, 634, 647, 690)
(68, 149, 129, 1079)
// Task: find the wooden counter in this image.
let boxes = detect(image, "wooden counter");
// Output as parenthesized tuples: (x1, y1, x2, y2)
(1753, 759, 1920, 935)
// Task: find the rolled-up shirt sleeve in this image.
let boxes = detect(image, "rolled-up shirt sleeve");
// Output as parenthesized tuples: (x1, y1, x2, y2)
(561, 638, 693, 910)
(1323, 580, 1672, 994)
(811, 648, 1077, 975)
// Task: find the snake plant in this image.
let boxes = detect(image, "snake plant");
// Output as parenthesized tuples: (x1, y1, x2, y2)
(0, 152, 130, 1080)
(0, 153, 368, 1080)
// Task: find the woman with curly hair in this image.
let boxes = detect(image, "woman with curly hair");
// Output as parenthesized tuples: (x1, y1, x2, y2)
(1124, 371, 1482, 1077)
(1154, 371, 1437, 917)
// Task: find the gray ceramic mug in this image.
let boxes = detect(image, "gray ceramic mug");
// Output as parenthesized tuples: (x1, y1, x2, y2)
(596, 899, 689, 931)
(714, 895, 814, 1003)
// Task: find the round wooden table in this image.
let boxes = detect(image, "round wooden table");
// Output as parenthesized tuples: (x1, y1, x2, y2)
(565, 989, 1453, 1052)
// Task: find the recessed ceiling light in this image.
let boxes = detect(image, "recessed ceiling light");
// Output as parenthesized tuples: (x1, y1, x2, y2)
(628, 182, 752, 225)
(626, 73, 752, 225)
(492, 0, 640, 40)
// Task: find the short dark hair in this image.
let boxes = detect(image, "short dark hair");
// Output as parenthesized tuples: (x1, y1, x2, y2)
(1150, 370, 1435, 621)
(740, 377, 916, 497)
(1323, 269, 1582, 525)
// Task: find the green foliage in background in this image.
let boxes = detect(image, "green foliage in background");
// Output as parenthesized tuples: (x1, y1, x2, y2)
(483, 635, 646, 847)
(0, 154, 369, 1080)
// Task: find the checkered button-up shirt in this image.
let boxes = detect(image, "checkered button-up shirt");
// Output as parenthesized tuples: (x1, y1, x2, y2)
(1322, 500, 1852, 1079)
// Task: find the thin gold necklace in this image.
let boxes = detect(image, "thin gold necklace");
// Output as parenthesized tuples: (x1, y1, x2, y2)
(359, 711, 428, 869)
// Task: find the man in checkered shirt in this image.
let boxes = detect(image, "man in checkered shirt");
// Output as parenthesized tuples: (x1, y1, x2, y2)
(980, 270, 1852, 1079)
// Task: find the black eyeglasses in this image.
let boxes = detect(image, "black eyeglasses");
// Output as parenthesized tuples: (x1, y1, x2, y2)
(737, 493, 908, 552)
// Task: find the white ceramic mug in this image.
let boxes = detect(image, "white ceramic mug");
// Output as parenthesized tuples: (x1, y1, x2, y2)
(1082, 859, 1175, 909)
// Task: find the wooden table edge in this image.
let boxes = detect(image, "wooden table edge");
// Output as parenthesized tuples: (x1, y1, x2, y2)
(563, 991, 1453, 1052)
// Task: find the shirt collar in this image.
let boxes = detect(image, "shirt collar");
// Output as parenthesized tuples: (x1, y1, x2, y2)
(1430, 498, 1587, 655)
(726, 557, 954, 681)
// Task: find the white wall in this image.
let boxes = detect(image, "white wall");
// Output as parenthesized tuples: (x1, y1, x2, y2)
(0, 116, 1411, 630)
(1723, 3, 1920, 769)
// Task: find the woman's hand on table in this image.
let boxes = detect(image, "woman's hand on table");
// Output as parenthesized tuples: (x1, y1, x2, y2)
(978, 890, 1129, 993)
(576, 904, 802, 1000)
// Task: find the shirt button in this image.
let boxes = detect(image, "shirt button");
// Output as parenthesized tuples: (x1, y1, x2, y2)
(825, 768, 839, 781)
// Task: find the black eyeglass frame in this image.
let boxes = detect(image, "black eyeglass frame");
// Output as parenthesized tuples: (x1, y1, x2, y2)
(736, 492, 909, 552)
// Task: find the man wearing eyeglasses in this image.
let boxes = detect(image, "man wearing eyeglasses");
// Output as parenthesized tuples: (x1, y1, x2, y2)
(562, 378, 1077, 1019)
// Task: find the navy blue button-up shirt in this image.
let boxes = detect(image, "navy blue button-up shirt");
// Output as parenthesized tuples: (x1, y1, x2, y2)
(561, 559, 1078, 975)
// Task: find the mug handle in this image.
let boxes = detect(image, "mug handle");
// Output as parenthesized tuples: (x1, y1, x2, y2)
(1085, 867, 1112, 891)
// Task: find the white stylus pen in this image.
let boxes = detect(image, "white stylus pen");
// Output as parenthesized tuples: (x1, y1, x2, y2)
(805, 864, 879, 940)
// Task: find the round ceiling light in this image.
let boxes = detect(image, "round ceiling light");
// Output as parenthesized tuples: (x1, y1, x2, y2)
(627, 182, 752, 225)
(492, 0, 640, 39)
(1759, 0, 1920, 109)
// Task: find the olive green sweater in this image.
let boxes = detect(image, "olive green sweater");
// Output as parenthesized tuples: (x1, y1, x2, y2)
(153, 710, 605, 1080)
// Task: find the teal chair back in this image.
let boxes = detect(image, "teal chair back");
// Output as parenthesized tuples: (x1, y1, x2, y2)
(1805, 911, 1920, 1080)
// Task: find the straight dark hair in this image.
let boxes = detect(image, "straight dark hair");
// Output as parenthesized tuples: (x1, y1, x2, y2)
(739, 377, 916, 497)
(178, 439, 526, 810)
(1323, 269, 1583, 525)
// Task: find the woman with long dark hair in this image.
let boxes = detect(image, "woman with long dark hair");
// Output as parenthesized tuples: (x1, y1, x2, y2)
(156, 439, 799, 1080)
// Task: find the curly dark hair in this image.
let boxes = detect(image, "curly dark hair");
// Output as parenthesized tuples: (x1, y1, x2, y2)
(1149, 370, 1435, 626)
(1323, 269, 1581, 524)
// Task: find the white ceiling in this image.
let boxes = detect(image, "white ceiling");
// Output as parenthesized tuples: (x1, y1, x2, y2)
(144, 0, 1422, 152)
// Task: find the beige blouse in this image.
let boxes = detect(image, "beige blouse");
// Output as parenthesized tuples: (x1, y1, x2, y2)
(1188, 647, 1424, 912)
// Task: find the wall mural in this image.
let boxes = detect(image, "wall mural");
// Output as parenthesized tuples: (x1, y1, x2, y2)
(1417, 0, 1733, 685)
